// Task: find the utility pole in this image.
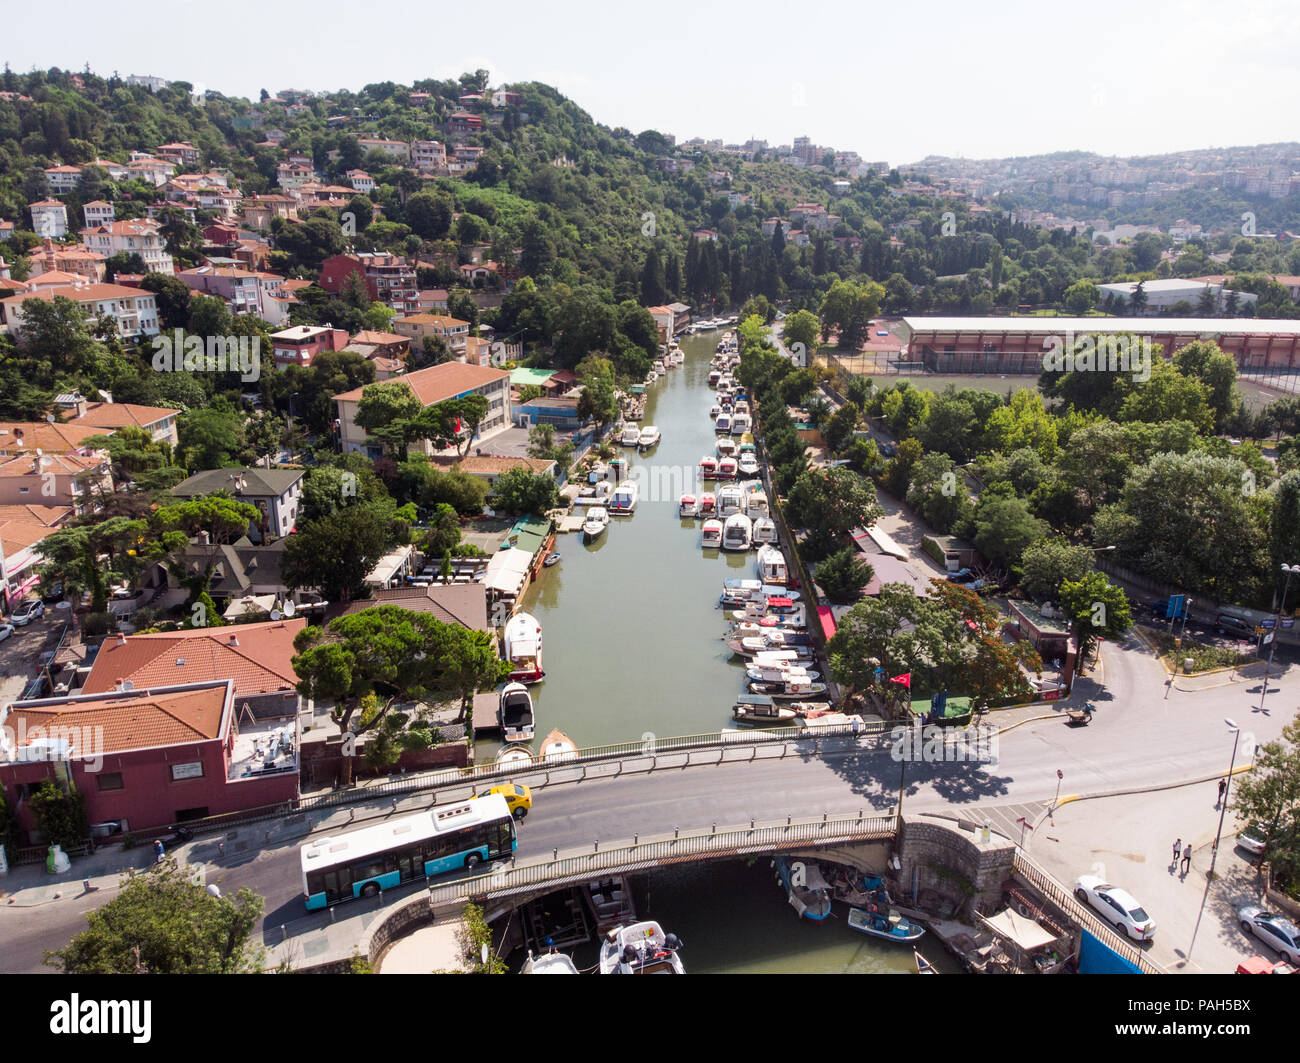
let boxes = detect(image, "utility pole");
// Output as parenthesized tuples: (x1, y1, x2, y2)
(1258, 563, 1299, 714)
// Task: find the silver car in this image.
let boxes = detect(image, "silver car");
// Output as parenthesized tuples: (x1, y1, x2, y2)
(1238, 906, 1300, 965)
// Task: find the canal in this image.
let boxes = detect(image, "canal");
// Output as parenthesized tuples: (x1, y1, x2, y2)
(502, 328, 758, 750)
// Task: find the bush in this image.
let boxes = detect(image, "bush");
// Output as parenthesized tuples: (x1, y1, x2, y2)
(29, 781, 89, 849)
(81, 612, 115, 638)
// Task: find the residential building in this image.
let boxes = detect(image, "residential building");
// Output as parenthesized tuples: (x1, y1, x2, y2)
(392, 312, 471, 353)
(52, 394, 181, 447)
(169, 466, 306, 540)
(82, 200, 115, 229)
(0, 504, 72, 612)
(0, 282, 160, 340)
(177, 264, 285, 321)
(334, 582, 489, 632)
(448, 111, 483, 134)
(0, 220, 13, 241)
(334, 362, 511, 458)
(318, 252, 417, 312)
(125, 74, 169, 92)
(26, 239, 107, 282)
(0, 450, 113, 515)
(156, 141, 201, 169)
(357, 137, 410, 162)
(0, 680, 299, 840)
(410, 139, 447, 171)
(454, 456, 557, 487)
(268, 324, 349, 370)
(43, 164, 84, 193)
(241, 194, 296, 229)
(79, 219, 175, 275)
(29, 201, 68, 240)
(346, 169, 374, 193)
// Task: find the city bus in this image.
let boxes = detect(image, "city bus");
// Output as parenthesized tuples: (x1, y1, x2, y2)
(300, 794, 517, 910)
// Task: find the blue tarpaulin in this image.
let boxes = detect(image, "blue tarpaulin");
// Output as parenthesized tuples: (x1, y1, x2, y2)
(1078, 930, 1143, 974)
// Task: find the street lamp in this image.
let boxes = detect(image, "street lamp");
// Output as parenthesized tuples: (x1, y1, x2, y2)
(1209, 719, 1242, 877)
(1257, 562, 1300, 713)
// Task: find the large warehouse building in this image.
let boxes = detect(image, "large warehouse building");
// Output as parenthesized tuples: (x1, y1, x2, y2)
(898, 317, 1300, 374)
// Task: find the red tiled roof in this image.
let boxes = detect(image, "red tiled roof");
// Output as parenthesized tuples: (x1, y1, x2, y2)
(83, 619, 306, 700)
(334, 362, 507, 406)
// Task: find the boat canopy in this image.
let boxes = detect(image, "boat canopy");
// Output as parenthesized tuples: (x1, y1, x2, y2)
(979, 909, 1057, 952)
(485, 548, 534, 596)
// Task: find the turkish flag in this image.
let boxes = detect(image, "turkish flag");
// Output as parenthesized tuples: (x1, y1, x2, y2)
(889, 673, 911, 688)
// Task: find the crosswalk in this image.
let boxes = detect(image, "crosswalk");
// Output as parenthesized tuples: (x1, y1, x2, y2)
(961, 801, 1050, 847)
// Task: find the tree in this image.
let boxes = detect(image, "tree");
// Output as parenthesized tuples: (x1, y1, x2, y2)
(1173, 339, 1239, 429)
(491, 466, 559, 516)
(786, 467, 883, 559)
(819, 278, 885, 349)
(823, 401, 861, 454)
(355, 380, 423, 457)
(423, 502, 461, 557)
(929, 581, 1042, 705)
(432, 625, 510, 724)
(282, 504, 397, 603)
(28, 780, 89, 849)
(1059, 571, 1132, 667)
(816, 547, 874, 604)
(1020, 536, 1093, 603)
(1230, 717, 1300, 876)
(177, 406, 246, 470)
(969, 492, 1047, 572)
(527, 423, 573, 468)
(906, 451, 972, 534)
(414, 395, 490, 458)
(1063, 279, 1100, 315)
(47, 860, 265, 974)
(827, 585, 929, 697)
(575, 355, 618, 428)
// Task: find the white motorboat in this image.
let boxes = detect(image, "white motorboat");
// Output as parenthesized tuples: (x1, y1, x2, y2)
(709, 403, 722, 419)
(574, 480, 614, 506)
(717, 484, 744, 515)
(756, 544, 789, 585)
(748, 675, 828, 699)
(731, 412, 752, 436)
(583, 505, 610, 541)
(698, 492, 717, 517)
(707, 370, 721, 388)
(726, 633, 814, 658)
(732, 695, 799, 725)
(503, 612, 544, 684)
(745, 491, 769, 521)
(715, 437, 738, 459)
(496, 744, 534, 768)
(609, 479, 638, 514)
(599, 922, 685, 974)
(747, 663, 820, 682)
(498, 682, 535, 743)
(729, 597, 805, 625)
(679, 494, 699, 518)
(638, 425, 661, 450)
(715, 411, 732, 434)
(699, 455, 718, 480)
(522, 949, 580, 974)
(737, 453, 760, 477)
(621, 424, 642, 446)
(540, 727, 578, 762)
(701, 519, 724, 548)
(722, 513, 752, 551)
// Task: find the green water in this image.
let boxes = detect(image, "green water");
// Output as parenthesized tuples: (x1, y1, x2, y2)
(502, 330, 760, 749)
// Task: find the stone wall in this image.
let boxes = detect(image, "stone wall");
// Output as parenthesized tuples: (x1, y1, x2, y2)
(299, 737, 469, 785)
(896, 813, 1016, 918)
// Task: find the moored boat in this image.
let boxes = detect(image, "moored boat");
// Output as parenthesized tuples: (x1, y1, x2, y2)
(638, 425, 661, 450)
(717, 457, 738, 481)
(746, 662, 820, 682)
(503, 612, 544, 684)
(721, 512, 753, 551)
(915, 949, 938, 974)
(522, 948, 580, 974)
(751, 517, 777, 544)
(582, 506, 610, 541)
(608, 479, 638, 514)
(755, 544, 789, 585)
(732, 694, 799, 725)
(498, 682, 535, 743)
(620, 424, 641, 446)
(699, 456, 718, 480)
(715, 411, 732, 434)
(737, 452, 760, 477)
(748, 676, 828, 699)
(599, 922, 685, 974)
(540, 728, 578, 762)
(678, 494, 698, 518)
(773, 855, 832, 920)
(701, 519, 724, 548)
(496, 744, 534, 768)
(847, 906, 926, 943)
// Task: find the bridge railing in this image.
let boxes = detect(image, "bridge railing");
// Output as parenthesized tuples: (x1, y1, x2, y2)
(426, 810, 898, 908)
(1012, 850, 1161, 974)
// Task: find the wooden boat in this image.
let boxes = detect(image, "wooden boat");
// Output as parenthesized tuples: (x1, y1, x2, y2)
(773, 855, 832, 920)
(543, 553, 562, 567)
(540, 728, 578, 763)
(495, 744, 533, 768)
(914, 950, 938, 974)
(732, 695, 799, 724)
(748, 677, 828, 699)
(847, 906, 926, 943)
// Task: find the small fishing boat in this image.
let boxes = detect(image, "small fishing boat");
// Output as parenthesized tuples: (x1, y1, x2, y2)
(847, 906, 926, 943)
(679, 494, 699, 518)
(914, 950, 938, 974)
(721, 513, 752, 551)
(732, 694, 799, 725)
(496, 744, 534, 768)
(498, 682, 535, 743)
(599, 922, 685, 974)
(701, 519, 724, 548)
(543, 553, 562, 567)
(540, 728, 578, 763)
(773, 855, 832, 921)
(522, 948, 580, 974)
(583, 506, 610, 541)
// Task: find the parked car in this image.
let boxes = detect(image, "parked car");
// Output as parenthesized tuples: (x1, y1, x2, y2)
(41, 582, 64, 603)
(1074, 875, 1157, 940)
(0, 623, 13, 643)
(1217, 614, 1255, 638)
(1236, 823, 1268, 857)
(10, 599, 44, 626)
(1237, 906, 1300, 965)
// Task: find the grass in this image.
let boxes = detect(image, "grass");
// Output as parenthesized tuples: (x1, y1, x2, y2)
(1145, 629, 1254, 673)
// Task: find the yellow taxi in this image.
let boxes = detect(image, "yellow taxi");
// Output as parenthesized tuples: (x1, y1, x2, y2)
(487, 782, 533, 820)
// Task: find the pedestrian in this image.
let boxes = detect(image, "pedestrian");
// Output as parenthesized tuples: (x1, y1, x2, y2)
(153, 839, 165, 863)
(1181, 843, 1192, 875)
(1218, 778, 1228, 805)
(1172, 838, 1182, 865)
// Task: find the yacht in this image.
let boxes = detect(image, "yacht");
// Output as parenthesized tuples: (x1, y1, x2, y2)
(751, 517, 778, 544)
(698, 492, 717, 517)
(737, 452, 760, 477)
(707, 369, 722, 388)
(717, 484, 744, 515)
(715, 437, 738, 459)
(744, 490, 769, 521)
(722, 513, 753, 551)
(756, 544, 789, 584)
(709, 403, 722, 420)
(701, 519, 724, 548)
(498, 682, 535, 743)
(599, 922, 685, 974)
(583, 505, 610, 541)
(609, 479, 639, 514)
(679, 494, 699, 518)
(699, 456, 718, 480)
(621, 424, 641, 446)
(503, 612, 544, 684)
(522, 949, 580, 974)
(717, 456, 738, 480)
(715, 410, 732, 434)
(731, 412, 752, 436)
(638, 425, 661, 451)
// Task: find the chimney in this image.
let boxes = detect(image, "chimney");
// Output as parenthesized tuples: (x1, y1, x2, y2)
(116, 634, 127, 646)
(228, 634, 239, 646)
(75, 398, 87, 418)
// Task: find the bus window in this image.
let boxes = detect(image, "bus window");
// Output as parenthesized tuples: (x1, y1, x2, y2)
(354, 858, 385, 882)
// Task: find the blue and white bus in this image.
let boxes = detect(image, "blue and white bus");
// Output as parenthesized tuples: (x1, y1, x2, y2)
(301, 794, 517, 910)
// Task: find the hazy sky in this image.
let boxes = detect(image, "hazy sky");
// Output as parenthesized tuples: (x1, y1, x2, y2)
(5, 0, 1300, 165)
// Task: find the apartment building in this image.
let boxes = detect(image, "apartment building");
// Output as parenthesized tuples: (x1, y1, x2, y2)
(79, 219, 175, 275)
(0, 282, 160, 340)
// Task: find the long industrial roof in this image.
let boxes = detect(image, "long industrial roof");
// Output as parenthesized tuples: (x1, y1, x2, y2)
(901, 316, 1300, 335)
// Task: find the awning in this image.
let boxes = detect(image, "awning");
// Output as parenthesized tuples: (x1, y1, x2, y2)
(817, 604, 836, 640)
(484, 547, 534, 596)
(365, 545, 414, 586)
(979, 908, 1058, 952)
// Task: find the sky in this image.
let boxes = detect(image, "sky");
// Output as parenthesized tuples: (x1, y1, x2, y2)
(5, 0, 1300, 165)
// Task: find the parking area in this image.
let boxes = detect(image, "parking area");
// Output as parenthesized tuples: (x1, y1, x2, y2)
(0, 607, 73, 696)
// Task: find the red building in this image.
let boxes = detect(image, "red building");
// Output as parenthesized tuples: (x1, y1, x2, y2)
(0, 680, 299, 842)
(318, 252, 418, 313)
(269, 324, 350, 369)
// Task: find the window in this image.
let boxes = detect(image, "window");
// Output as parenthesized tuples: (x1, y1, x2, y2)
(97, 772, 124, 792)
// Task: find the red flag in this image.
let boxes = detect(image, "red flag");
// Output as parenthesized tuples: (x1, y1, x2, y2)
(889, 673, 911, 688)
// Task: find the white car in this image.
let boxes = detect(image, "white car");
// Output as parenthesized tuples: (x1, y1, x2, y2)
(10, 599, 44, 626)
(0, 623, 13, 643)
(1074, 875, 1156, 940)
(1237, 906, 1300, 964)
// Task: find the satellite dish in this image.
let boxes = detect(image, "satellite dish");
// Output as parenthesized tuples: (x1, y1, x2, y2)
(45, 413, 55, 423)
(270, 610, 282, 621)
(283, 601, 296, 617)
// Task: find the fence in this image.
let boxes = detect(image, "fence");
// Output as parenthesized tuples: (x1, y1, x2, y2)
(427, 811, 898, 908)
(1013, 850, 1161, 974)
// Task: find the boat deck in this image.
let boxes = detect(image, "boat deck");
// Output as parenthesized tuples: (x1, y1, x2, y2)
(555, 513, 587, 534)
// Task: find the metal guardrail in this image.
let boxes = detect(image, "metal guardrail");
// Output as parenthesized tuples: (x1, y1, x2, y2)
(1013, 851, 1161, 974)
(426, 811, 898, 908)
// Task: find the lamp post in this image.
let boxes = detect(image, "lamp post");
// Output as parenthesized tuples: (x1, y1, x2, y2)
(1209, 719, 1241, 877)
(1258, 562, 1299, 713)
